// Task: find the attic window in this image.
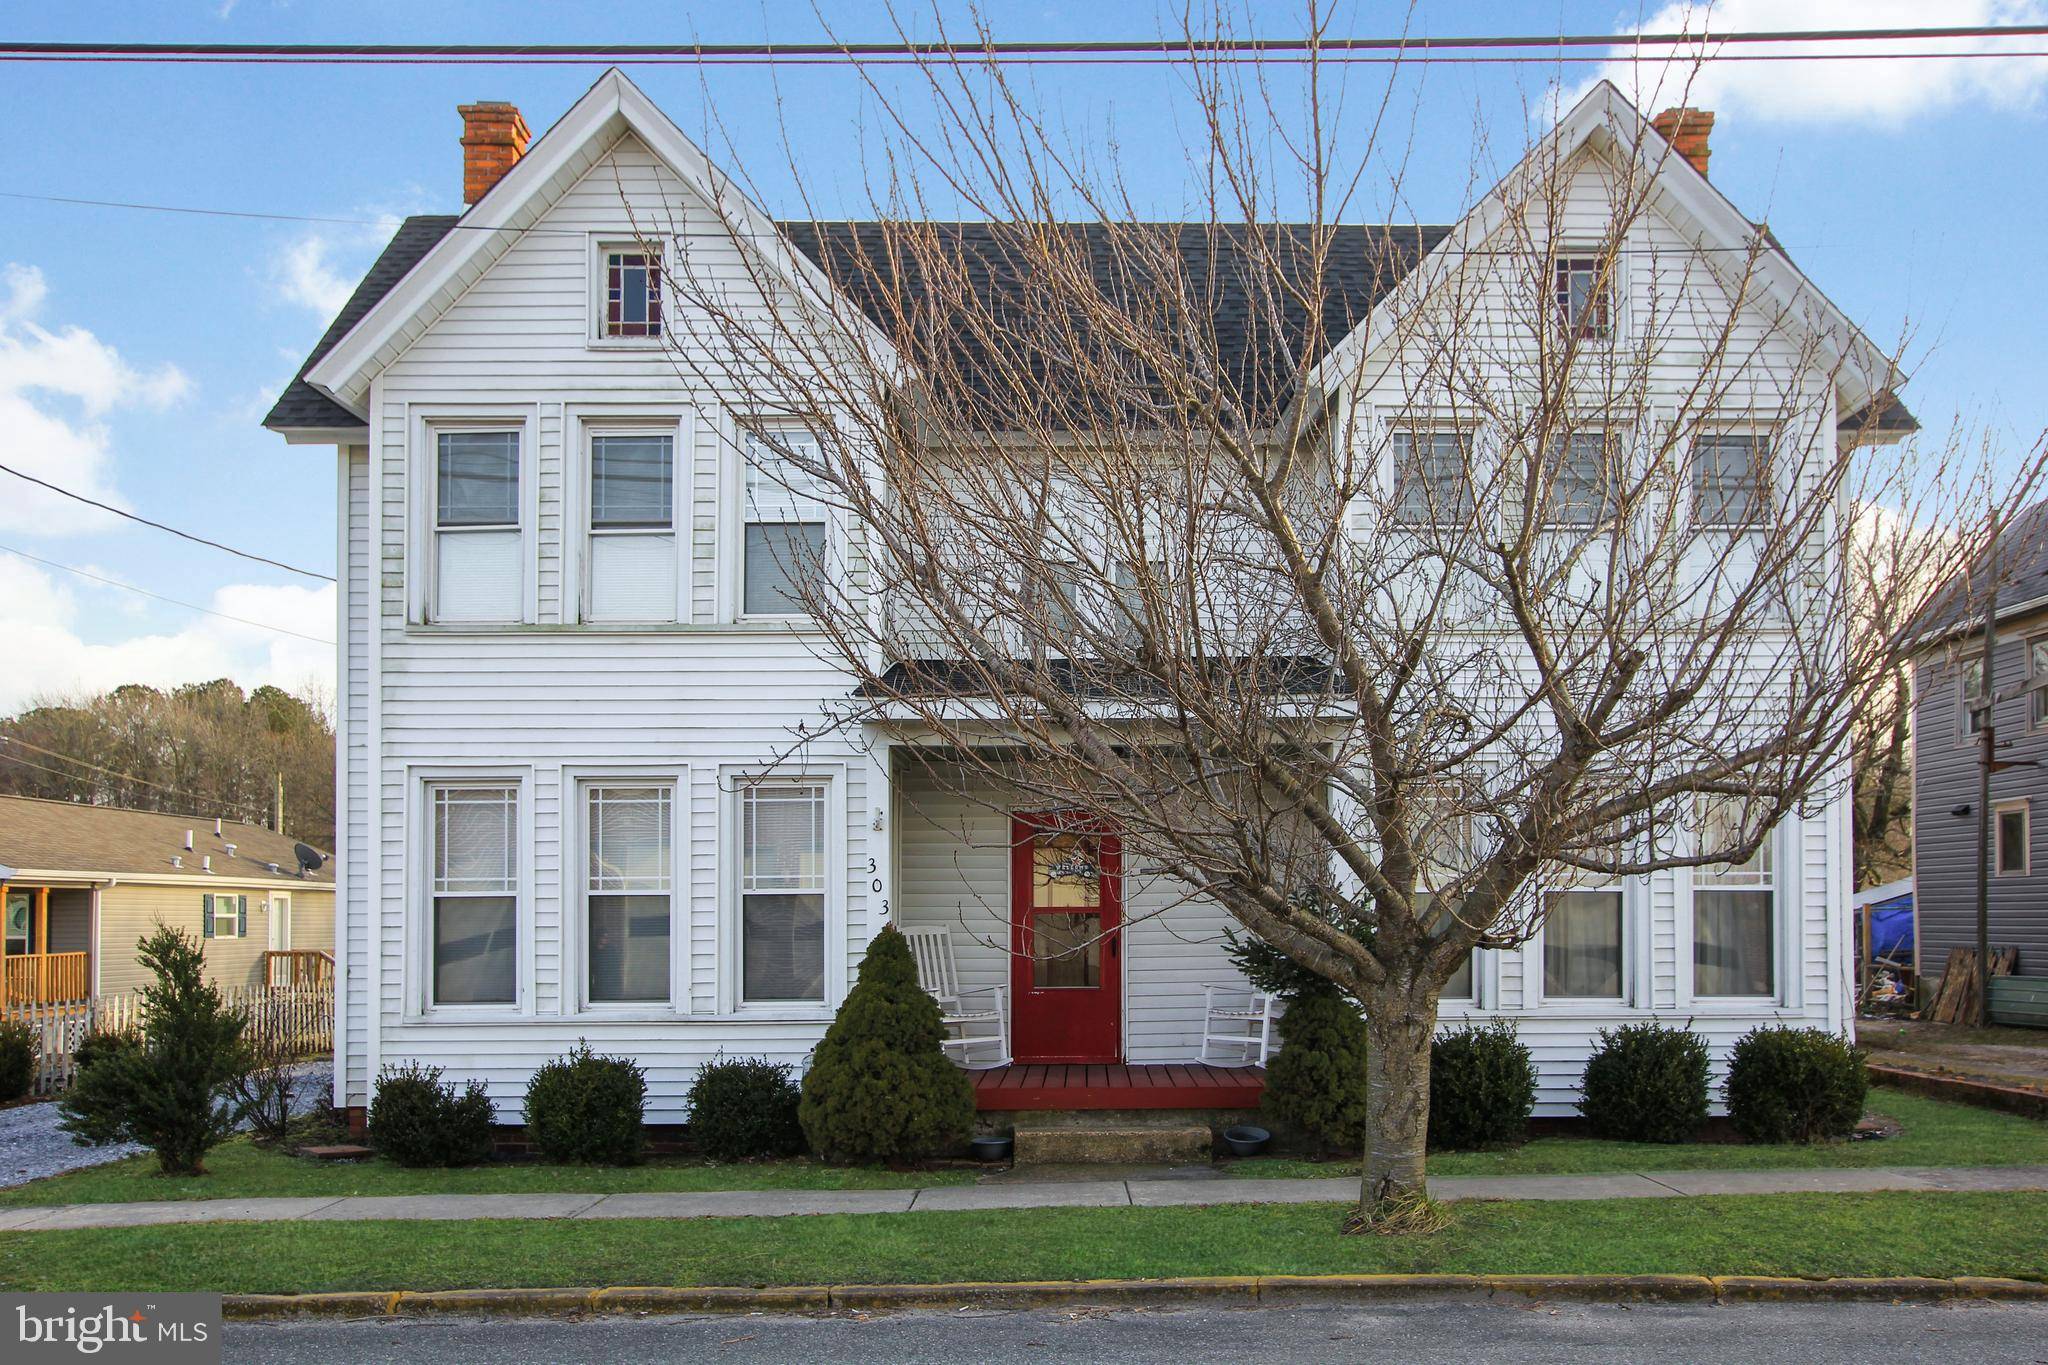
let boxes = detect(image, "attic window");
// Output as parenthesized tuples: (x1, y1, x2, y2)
(1553, 255, 1612, 341)
(604, 247, 663, 339)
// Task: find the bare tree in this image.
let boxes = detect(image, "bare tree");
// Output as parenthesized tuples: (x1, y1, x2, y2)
(626, 13, 2033, 1223)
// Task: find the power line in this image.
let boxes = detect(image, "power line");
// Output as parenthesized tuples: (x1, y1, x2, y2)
(0, 543, 335, 646)
(0, 462, 335, 583)
(0, 736, 247, 814)
(1, 26, 2046, 65)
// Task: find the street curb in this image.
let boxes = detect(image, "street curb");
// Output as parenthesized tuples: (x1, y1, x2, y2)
(220, 1274, 2048, 1319)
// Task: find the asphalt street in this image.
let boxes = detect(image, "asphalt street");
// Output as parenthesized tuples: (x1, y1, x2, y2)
(222, 1298, 2048, 1364)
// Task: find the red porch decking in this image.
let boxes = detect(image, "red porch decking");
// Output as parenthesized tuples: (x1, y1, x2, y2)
(972, 1062, 1265, 1111)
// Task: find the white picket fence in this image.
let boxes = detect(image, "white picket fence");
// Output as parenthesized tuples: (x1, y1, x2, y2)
(3, 984, 334, 1096)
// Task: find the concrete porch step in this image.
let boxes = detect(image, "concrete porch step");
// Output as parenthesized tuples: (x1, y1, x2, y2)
(1010, 1115, 1212, 1166)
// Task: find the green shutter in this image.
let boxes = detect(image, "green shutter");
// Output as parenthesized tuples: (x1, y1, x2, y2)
(202, 893, 215, 939)
(236, 895, 247, 939)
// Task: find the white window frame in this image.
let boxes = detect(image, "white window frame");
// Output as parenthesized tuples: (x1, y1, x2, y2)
(1996, 798, 2031, 878)
(408, 406, 538, 626)
(587, 234, 670, 348)
(1692, 428, 1772, 530)
(1552, 250, 1619, 343)
(718, 765, 846, 1016)
(2027, 638, 2048, 732)
(566, 408, 694, 625)
(723, 417, 838, 623)
(1528, 880, 1638, 1009)
(1387, 427, 1476, 528)
(207, 893, 244, 939)
(569, 768, 690, 1016)
(406, 767, 533, 1020)
(1958, 652, 1988, 744)
(1685, 797, 1783, 1004)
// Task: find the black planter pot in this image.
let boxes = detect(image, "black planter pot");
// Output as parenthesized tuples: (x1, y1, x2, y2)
(970, 1135, 1014, 1163)
(1221, 1125, 1270, 1157)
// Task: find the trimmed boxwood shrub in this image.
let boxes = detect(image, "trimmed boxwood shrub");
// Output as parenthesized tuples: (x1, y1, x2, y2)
(524, 1043, 648, 1165)
(1725, 1025, 1868, 1144)
(0, 1018, 37, 1102)
(1579, 1020, 1711, 1143)
(368, 1062, 495, 1167)
(687, 1055, 804, 1160)
(799, 925, 975, 1163)
(1261, 988, 1368, 1152)
(1429, 1020, 1537, 1150)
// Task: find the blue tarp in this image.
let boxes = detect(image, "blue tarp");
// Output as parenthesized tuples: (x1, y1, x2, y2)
(1868, 895, 1914, 961)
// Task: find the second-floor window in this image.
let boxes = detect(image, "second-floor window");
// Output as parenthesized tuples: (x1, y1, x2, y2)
(2029, 640, 2048, 729)
(1695, 433, 1767, 527)
(1390, 430, 1472, 526)
(742, 428, 829, 617)
(587, 431, 677, 622)
(433, 429, 522, 622)
(1544, 431, 1612, 527)
(1960, 655, 1987, 740)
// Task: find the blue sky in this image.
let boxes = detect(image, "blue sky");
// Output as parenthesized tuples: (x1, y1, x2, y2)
(0, 0, 2043, 712)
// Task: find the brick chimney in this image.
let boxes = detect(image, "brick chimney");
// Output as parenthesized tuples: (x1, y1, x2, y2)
(458, 101, 531, 206)
(1650, 107, 1714, 179)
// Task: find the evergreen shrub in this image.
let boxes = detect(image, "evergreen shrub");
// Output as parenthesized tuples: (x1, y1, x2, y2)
(686, 1055, 805, 1160)
(523, 1042, 647, 1165)
(1579, 1020, 1711, 1143)
(1260, 988, 1369, 1152)
(1429, 1019, 1536, 1150)
(368, 1062, 496, 1167)
(1725, 1026, 1867, 1144)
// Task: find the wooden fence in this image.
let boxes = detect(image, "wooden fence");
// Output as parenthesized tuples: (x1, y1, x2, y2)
(2, 984, 333, 1097)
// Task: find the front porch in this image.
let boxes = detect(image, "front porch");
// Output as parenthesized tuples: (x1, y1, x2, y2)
(2, 882, 92, 1004)
(972, 1062, 1266, 1111)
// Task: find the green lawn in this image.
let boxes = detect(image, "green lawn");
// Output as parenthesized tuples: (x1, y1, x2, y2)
(0, 1142, 971, 1207)
(1, 1193, 2043, 1293)
(1227, 1088, 2048, 1180)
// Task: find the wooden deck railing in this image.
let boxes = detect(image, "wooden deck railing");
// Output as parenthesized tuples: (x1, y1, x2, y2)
(261, 948, 335, 989)
(0, 952, 91, 1005)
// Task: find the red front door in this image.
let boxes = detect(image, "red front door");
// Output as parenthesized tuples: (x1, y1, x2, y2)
(1010, 813, 1122, 1063)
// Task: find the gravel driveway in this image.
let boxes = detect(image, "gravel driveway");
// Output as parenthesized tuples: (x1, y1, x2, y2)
(0, 1060, 333, 1188)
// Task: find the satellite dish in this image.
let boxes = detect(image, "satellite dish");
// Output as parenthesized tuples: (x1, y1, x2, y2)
(294, 842, 326, 877)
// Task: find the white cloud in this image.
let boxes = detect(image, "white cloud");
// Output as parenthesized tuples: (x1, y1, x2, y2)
(271, 235, 358, 318)
(0, 553, 333, 714)
(0, 264, 189, 535)
(1568, 1, 2048, 126)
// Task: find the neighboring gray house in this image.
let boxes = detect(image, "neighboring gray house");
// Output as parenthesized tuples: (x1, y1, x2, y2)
(1907, 503, 2048, 980)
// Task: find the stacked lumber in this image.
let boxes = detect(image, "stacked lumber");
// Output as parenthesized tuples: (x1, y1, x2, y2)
(1926, 946, 2020, 1024)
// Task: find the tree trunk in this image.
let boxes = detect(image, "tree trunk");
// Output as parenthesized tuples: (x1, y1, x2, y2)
(1355, 978, 1438, 1223)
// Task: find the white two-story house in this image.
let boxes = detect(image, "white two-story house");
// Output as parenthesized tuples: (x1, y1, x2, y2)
(266, 70, 1909, 1130)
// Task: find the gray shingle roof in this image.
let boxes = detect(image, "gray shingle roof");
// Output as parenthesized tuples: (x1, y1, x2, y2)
(266, 216, 1450, 432)
(263, 214, 460, 431)
(1904, 499, 2048, 650)
(0, 795, 334, 884)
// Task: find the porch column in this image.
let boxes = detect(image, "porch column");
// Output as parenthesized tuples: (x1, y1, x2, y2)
(34, 887, 48, 999)
(863, 732, 895, 933)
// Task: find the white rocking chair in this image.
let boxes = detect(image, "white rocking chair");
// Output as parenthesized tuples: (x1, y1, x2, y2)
(1200, 985, 1278, 1067)
(902, 925, 1010, 1068)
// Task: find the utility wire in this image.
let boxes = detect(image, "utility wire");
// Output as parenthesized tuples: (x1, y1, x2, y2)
(0, 736, 246, 814)
(1, 26, 2046, 64)
(0, 462, 335, 583)
(0, 543, 336, 646)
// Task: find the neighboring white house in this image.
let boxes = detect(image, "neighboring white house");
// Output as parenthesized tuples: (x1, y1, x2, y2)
(266, 70, 1909, 1126)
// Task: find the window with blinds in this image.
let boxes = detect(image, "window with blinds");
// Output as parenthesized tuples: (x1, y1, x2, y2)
(430, 784, 519, 1006)
(433, 429, 522, 622)
(739, 781, 827, 1003)
(587, 431, 676, 621)
(585, 784, 673, 1004)
(741, 428, 829, 617)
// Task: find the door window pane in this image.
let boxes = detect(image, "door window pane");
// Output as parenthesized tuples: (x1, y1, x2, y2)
(587, 786, 672, 1004)
(436, 432, 519, 527)
(591, 435, 673, 528)
(1544, 889, 1623, 998)
(740, 783, 827, 1003)
(431, 785, 518, 1006)
(1031, 911, 1102, 988)
(1033, 834, 1103, 909)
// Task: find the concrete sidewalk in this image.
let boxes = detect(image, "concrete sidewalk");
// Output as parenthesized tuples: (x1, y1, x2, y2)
(1, 1163, 2044, 1232)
